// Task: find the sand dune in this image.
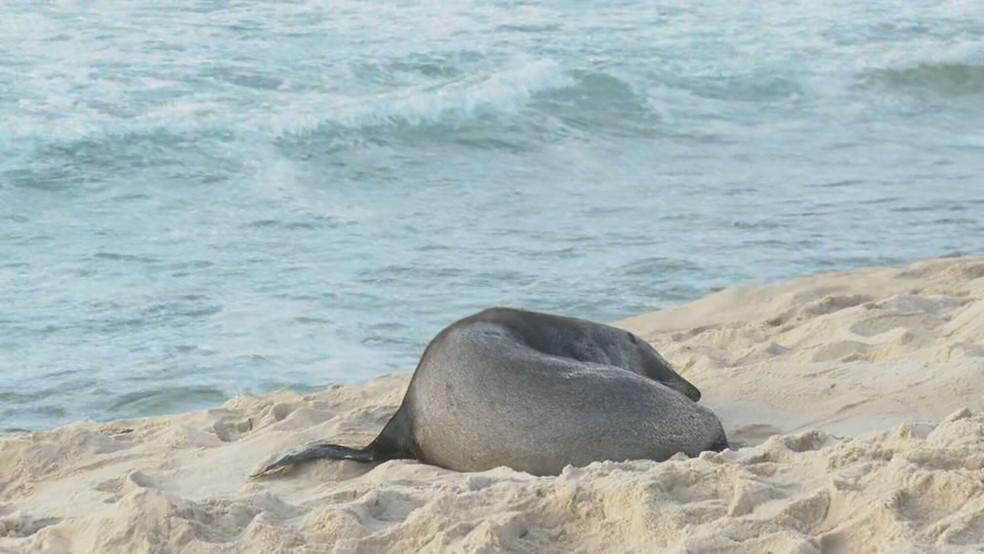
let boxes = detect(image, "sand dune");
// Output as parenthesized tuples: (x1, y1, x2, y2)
(2, 255, 984, 553)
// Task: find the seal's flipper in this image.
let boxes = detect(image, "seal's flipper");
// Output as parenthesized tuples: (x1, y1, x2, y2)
(708, 434, 730, 453)
(251, 409, 414, 479)
(249, 443, 378, 479)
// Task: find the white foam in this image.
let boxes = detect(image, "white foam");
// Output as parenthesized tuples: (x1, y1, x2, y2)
(855, 38, 984, 72)
(2, 58, 571, 148)
(266, 58, 572, 137)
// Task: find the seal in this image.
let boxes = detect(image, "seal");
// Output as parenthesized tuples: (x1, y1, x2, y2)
(252, 307, 727, 477)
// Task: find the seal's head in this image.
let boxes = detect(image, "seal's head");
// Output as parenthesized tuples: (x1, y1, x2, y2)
(631, 334, 702, 401)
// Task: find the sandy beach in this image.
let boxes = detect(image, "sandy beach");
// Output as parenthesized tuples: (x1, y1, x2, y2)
(3, 255, 984, 553)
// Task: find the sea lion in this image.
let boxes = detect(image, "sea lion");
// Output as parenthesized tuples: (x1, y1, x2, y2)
(252, 307, 727, 477)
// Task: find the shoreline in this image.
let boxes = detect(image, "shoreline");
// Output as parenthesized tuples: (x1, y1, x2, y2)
(3, 255, 984, 552)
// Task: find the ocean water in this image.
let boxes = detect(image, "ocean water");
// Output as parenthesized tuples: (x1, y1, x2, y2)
(2, 1, 983, 431)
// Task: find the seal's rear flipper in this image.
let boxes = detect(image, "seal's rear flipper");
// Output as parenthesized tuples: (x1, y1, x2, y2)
(251, 410, 413, 479)
(249, 443, 377, 479)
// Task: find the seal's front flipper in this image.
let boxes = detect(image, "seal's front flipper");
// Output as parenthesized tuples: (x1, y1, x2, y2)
(249, 443, 376, 479)
(708, 434, 730, 453)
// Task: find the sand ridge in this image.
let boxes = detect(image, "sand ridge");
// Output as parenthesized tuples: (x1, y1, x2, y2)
(2, 255, 984, 553)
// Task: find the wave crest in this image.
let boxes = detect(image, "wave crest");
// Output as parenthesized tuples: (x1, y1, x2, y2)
(873, 62, 984, 96)
(270, 58, 572, 137)
(860, 42, 984, 97)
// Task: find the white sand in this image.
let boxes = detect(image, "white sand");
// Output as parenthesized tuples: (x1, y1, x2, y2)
(3, 255, 984, 553)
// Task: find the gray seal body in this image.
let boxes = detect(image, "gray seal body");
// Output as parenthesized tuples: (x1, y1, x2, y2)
(253, 308, 727, 477)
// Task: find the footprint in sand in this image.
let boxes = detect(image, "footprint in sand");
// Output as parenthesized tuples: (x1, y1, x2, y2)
(726, 423, 784, 448)
(0, 515, 62, 538)
(849, 313, 935, 338)
(810, 340, 870, 362)
(800, 294, 873, 318)
(213, 417, 255, 442)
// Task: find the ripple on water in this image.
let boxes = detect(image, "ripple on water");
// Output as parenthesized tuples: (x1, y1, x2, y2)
(107, 386, 228, 418)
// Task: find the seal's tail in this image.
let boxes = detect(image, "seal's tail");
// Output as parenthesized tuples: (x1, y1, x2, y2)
(250, 442, 382, 479)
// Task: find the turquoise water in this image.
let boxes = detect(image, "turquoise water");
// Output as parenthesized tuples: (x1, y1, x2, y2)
(2, 2, 983, 431)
